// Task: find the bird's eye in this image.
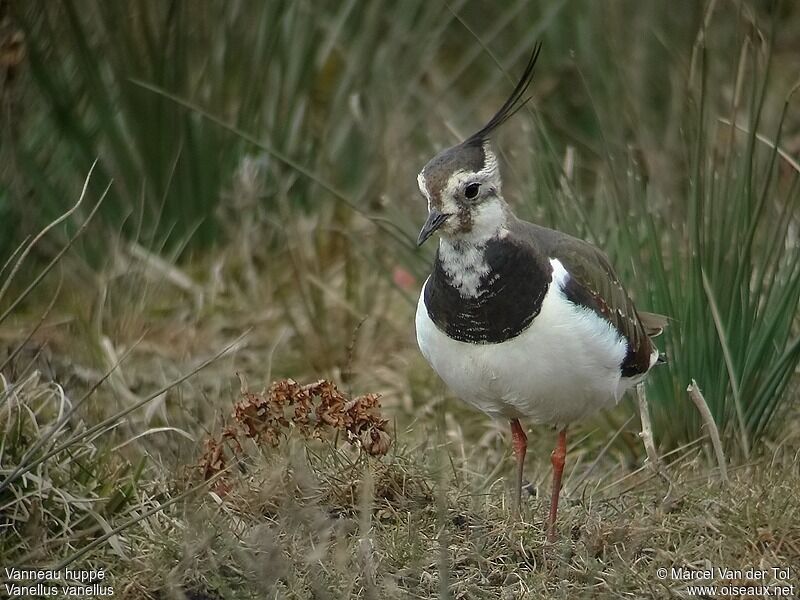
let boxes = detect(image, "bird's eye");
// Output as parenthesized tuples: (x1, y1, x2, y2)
(464, 182, 481, 199)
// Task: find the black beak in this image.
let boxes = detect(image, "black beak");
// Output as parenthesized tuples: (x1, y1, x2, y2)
(417, 210, 450, 246)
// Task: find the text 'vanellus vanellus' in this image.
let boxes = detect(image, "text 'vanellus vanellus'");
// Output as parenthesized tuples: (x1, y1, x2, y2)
(414, 44, 667, 541)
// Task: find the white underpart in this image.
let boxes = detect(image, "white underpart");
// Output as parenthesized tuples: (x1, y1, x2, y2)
(416, 257, 639, 426)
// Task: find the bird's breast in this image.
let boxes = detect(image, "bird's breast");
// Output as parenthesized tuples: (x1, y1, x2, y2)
(424, 237, 551, 343)
(415, 258, 630, 424)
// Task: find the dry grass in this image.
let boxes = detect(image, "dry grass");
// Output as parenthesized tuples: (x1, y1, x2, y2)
(197, 376, 392, 495)
(110, 428, 800, 599)
(2, 4, 800, 598)
(2, 238, 799, 598)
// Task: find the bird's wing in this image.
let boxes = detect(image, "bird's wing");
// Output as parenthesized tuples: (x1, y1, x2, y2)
(637, 311, 669, 338)
(511, 218, 665, 377)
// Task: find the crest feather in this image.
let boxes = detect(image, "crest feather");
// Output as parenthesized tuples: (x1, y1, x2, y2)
(464, 42, 542, 146)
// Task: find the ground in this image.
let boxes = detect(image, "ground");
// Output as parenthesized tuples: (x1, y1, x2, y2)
(2, 263, 799, 598)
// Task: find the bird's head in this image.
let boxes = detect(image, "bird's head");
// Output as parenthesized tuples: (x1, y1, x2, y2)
(416, 43, 542, 247)
(416, 139, 504, 245)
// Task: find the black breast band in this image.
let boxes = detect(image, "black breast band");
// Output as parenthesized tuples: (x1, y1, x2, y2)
(423, 238, 552, 343)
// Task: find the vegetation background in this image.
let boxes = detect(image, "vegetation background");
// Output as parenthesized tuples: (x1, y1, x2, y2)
(1, 1, 799, 598)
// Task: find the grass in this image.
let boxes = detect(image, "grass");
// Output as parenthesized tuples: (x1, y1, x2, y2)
(128, 444, 800, 599)
(0, 369, 144, 565)
(1, 1, 800, 598)
(2, 179, 799, 597)
(6, 359, 798, 598)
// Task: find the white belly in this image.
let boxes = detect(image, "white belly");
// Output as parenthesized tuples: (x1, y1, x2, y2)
(415, 261, 635, 425)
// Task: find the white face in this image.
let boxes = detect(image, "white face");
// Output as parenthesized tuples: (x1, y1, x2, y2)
(417, 143, 507, 241)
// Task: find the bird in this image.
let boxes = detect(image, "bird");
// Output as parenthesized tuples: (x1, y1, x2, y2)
(414, 44, 666, 541)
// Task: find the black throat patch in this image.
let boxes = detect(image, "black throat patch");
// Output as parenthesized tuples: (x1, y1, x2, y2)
(423, 237, 552, 343)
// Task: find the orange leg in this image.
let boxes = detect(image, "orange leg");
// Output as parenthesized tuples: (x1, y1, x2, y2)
(510, 419, 527, 515)
(547, 428, 567, 541)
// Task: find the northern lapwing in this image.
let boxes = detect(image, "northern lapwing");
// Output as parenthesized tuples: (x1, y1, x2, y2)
(414, 44, 666, 541)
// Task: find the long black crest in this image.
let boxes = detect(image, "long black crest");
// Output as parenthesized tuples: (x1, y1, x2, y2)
(464, 42, 542, 146)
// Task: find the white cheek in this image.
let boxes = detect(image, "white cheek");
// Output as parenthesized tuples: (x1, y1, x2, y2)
(460, 197, 506, 241)
(440, 197, 459, 214)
